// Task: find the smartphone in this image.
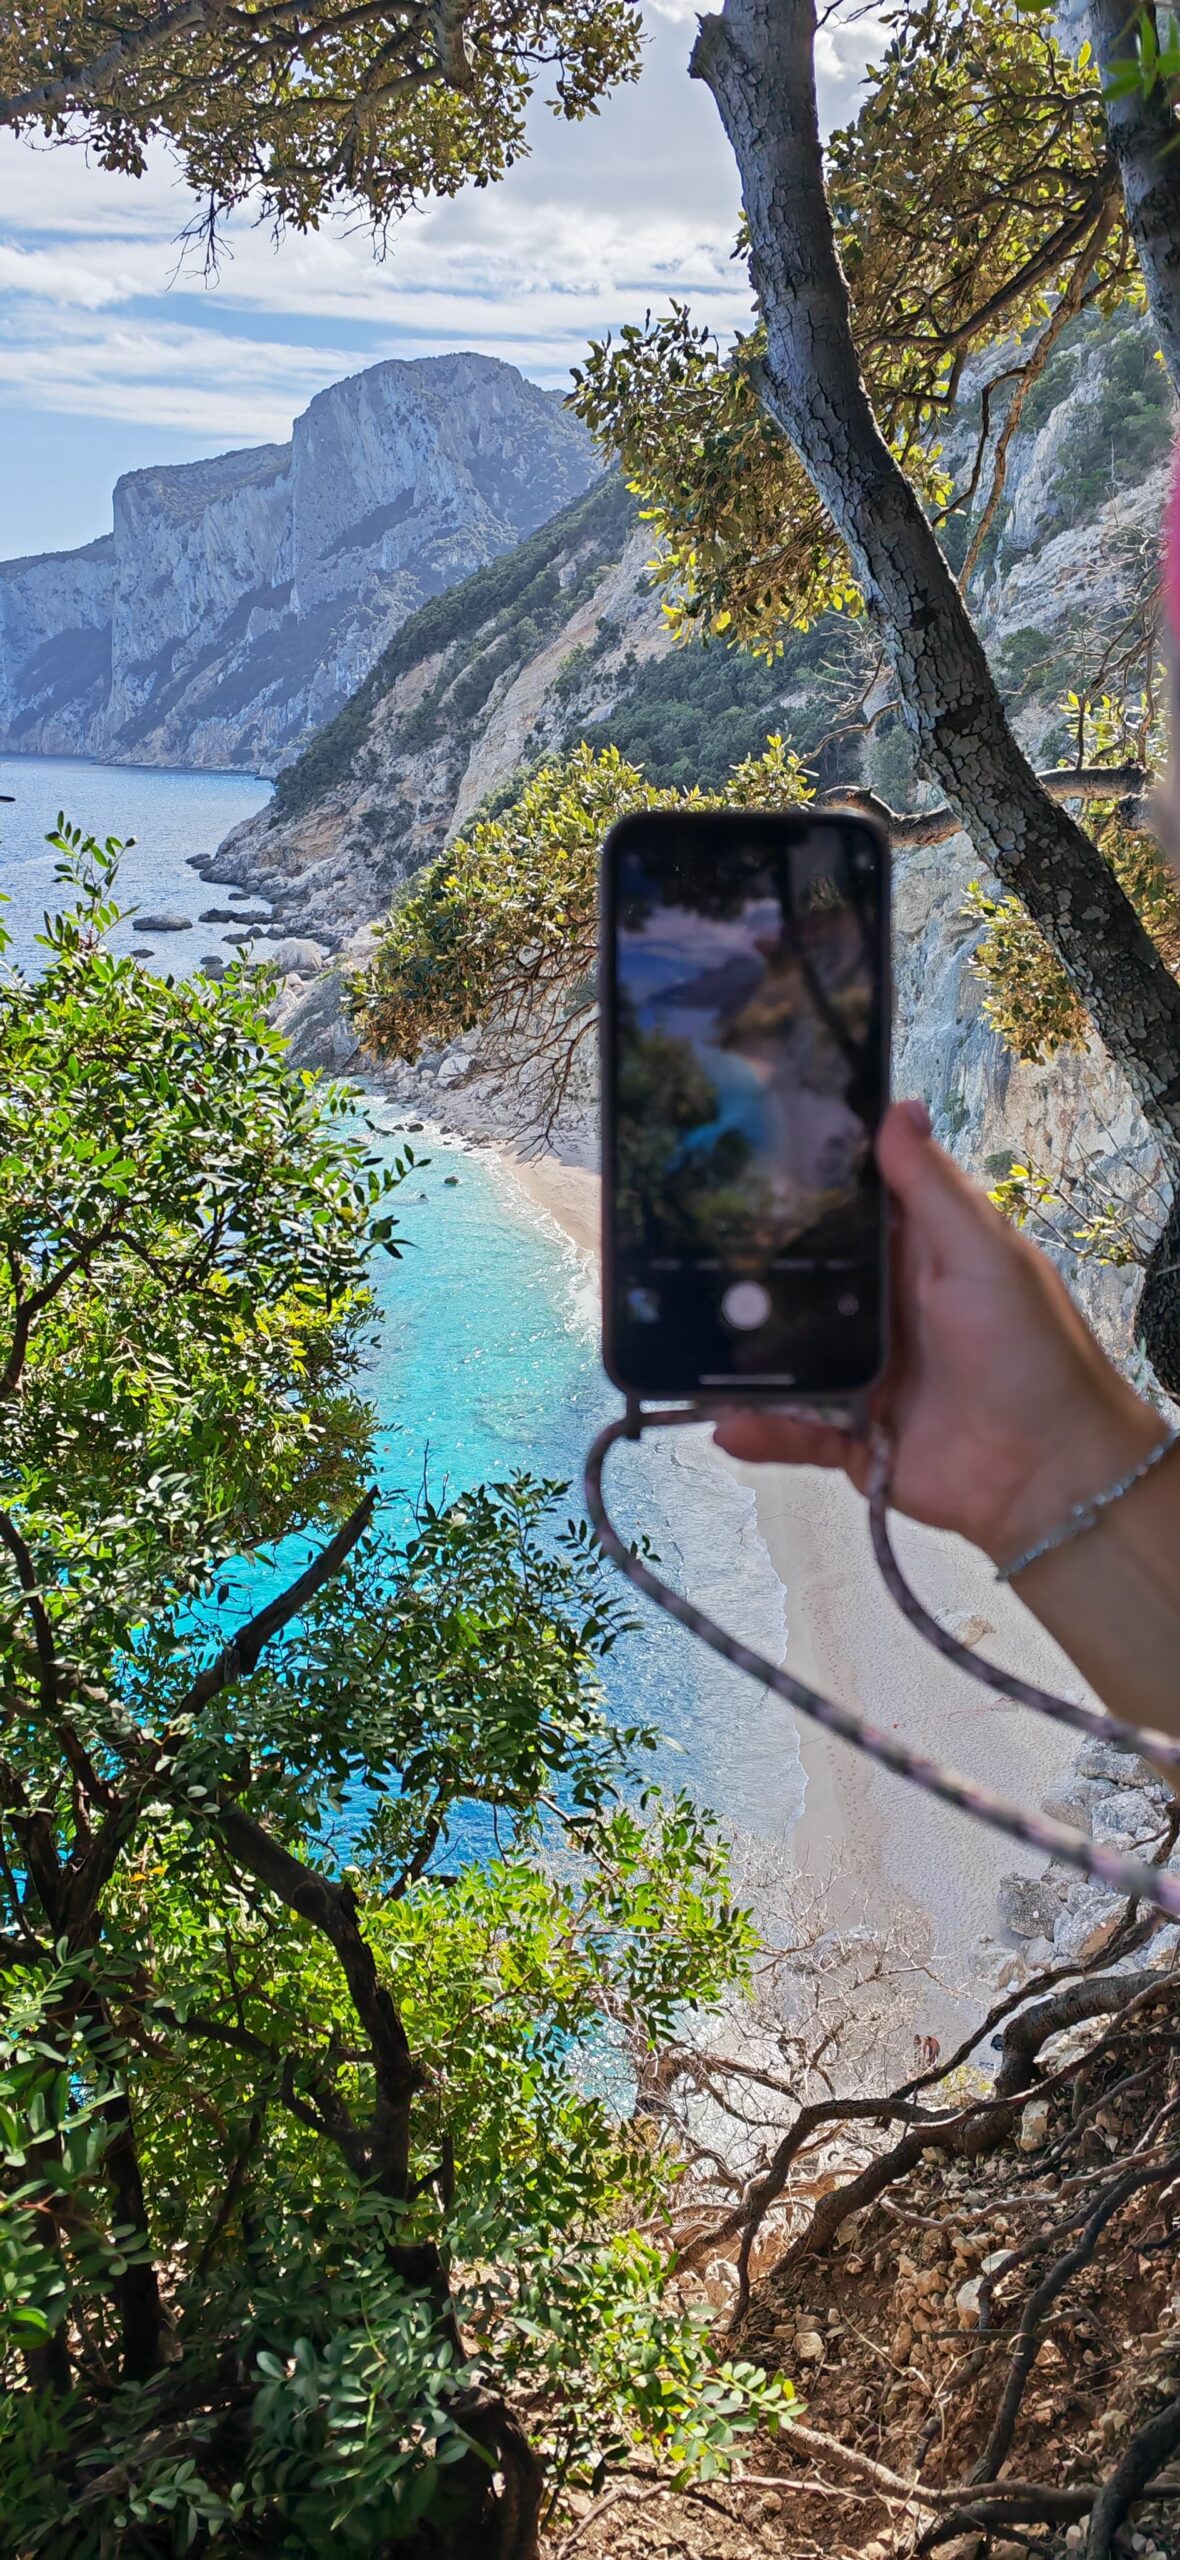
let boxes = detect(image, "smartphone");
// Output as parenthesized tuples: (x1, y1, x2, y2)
(601, 806, 890, 1404)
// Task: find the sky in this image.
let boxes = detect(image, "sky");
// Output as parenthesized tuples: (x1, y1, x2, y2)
(0, 2, 886, 561)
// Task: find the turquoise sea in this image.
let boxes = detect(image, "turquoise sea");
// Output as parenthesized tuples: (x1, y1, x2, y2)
(0, 756, 803, 1845)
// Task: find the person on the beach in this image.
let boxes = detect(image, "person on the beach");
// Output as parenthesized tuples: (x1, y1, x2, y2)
(714, 1097, 1180, 1740)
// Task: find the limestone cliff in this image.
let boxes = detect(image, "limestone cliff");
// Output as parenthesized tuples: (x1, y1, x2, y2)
(0, 354, 597, 774)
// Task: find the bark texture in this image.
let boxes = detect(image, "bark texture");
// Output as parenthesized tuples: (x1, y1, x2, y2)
(1084, 0, 1180, 397)
(690, 0, 1180, 1386)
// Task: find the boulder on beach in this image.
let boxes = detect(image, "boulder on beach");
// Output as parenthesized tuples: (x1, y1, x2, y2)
(134, 913, 192, 933)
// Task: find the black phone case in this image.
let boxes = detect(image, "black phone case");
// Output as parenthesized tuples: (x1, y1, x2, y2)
(599, 803, 892, 1410)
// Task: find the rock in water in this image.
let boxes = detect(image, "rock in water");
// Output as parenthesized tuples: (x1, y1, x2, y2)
(134, 914, 191, 933)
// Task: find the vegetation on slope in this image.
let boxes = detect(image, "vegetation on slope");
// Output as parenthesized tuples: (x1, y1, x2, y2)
(270, 477, 634, 826)
(350, 737, 813, 1133)
(0, 828, 794, 2557)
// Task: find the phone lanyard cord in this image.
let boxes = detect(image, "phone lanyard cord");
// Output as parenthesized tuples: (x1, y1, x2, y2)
(583, 1402, 1180, 1925)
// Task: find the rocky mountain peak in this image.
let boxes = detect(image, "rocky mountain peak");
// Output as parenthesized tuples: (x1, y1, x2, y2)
(0, 351, 597, 777)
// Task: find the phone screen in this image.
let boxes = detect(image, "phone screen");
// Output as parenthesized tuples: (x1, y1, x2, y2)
(602, 808, 889, 1400)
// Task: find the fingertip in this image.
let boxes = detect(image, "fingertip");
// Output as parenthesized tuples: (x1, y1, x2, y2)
(876, 1097, 934, 1197)
(714, 1410, 849, 1471)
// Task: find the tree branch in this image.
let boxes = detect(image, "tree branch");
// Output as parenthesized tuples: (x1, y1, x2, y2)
(959, 200, 1119, 590)
(1086, 2391, 1180, 2560)
(174, 1483, 378, 1722)
(0, 0, 230, 127)
(211, 1795, 420, 2192)
(1085, 0, 1180, 398)
(689, 0, 1180, 1205)
(818, 763, 1156, 850)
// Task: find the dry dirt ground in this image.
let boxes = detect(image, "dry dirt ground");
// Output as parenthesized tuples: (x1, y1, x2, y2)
(543, 1966, 1180, 2560)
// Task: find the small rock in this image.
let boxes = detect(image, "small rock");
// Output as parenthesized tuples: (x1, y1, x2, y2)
(997, 1874, 1062, 1938)
(702, 2257, 738, 2305)
(1053, 1883, 1126, 1960)
(1042, 1782, 1095, 1835)
(1019, 2097, 1051, 2151)
(1091, 1787, 1168, 1848)
(1064, 2529, 1085, 2551)
(1075, 1738, 1162, 1789)
(940, 1610, 995, 1648)
(890, 2319, 914, 2367)
(956, 2276, 982, 2326)
(793, 2327, 826, 2362)
(408, 1122, 425, 1132)
(444, 1173, 460, 1186)
(134, 913, 191, 932)
(266, 937, 328, 974)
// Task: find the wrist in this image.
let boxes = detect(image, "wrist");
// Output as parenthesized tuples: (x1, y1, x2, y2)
(981, 1384, 1165, 1575)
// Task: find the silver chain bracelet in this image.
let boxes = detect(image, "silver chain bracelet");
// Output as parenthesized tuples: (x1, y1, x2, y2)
(995, 1425, 1180, 1585)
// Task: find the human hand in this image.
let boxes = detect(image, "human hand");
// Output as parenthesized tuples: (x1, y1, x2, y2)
(714, 1099, 1161, 1570)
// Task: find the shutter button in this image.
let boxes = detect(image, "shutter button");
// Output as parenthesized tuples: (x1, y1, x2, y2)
(721, 1280, 772, 1331)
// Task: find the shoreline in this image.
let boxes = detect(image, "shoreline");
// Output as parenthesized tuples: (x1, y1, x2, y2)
(485, 1143, 1086, 2015)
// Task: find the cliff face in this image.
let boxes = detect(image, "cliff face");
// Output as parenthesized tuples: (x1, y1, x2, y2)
(0, 354, 598, 775)
(212, 311, 1176, 1385)
(0, 536, 116, 754)
(198, 474, 657, 936)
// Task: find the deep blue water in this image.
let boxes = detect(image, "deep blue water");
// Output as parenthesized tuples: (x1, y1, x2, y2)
(1, 760, 804, 1847)
(0, 753, 272, 976)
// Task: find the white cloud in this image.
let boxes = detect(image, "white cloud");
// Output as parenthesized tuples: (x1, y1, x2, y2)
(0, 0, 887, 497)
(2, 310, 359, 437)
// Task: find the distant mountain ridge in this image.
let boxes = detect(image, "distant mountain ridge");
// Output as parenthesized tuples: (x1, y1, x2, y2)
(196, 307, 1176, 970)
(0, 353, 598, 775)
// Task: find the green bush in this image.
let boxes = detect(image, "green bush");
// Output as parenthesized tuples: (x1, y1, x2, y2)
(0, 823, 795, 2554)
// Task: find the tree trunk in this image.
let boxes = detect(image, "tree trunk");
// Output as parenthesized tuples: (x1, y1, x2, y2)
(1084, 0, 1180, 397)
(690, 0, 1180, 1389)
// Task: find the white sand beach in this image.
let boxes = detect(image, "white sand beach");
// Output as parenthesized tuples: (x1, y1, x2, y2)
(494, 1147, 1090, 2002)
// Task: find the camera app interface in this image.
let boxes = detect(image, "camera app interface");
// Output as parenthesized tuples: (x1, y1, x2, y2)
(611, 816, 884, 1388)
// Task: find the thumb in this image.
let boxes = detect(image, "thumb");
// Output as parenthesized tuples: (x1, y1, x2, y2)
(876, 1098, 996, 1259)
